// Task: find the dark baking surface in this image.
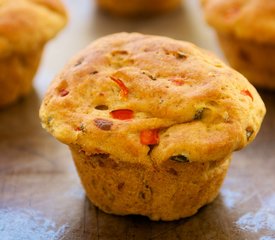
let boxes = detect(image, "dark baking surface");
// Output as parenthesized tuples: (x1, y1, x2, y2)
(0, 1, 274, 239)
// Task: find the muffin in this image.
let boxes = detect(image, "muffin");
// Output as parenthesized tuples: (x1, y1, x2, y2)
(201, 0, 275, 89)
(96, 0, 181, 17)
(0, 0, 67, 108)
(40, 33, 265, 221)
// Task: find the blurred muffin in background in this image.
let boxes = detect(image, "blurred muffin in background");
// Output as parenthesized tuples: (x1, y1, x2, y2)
(96, 0, 182, 17)
(0, 0, 67, 108)
(201, 0, 275, 90)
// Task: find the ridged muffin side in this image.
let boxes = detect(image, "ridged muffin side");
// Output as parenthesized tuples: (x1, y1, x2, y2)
(71, 147, 231, 220)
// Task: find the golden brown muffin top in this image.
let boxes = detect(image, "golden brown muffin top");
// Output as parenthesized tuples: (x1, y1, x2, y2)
(40, 33, 265, 166)
(0, 0, 67, 56)
(201, 0, 275, 43)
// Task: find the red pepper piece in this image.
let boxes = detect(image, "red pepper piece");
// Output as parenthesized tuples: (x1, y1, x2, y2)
(169, 78, 185, 86)
(59, 89, 69, 97)
(110, 76, 129, 98)
(140, 129, 159, 145)
(110, 109, 133, 120)
(241, 89, 253, 101)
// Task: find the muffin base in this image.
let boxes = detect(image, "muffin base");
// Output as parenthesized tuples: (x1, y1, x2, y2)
(70, 147, 230, 221)
(0, 48, 43, 108)
(218, 33, 275, 90)
(96, 0, 181, 17)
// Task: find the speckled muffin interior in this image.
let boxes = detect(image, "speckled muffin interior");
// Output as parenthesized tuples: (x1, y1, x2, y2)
(201, 0, 275, 89)
(0, 0, 67, 107)
(40, 33, 265, 220)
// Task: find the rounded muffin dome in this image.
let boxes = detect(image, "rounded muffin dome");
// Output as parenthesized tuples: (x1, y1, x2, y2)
(40, 32, 265, 165)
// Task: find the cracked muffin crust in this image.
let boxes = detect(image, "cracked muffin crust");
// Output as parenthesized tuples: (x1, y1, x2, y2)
(40, 33, 265, 220)
(96, 0, 181, 17)
(0, 0, 67, 107)
(201, 0, 275, 89)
